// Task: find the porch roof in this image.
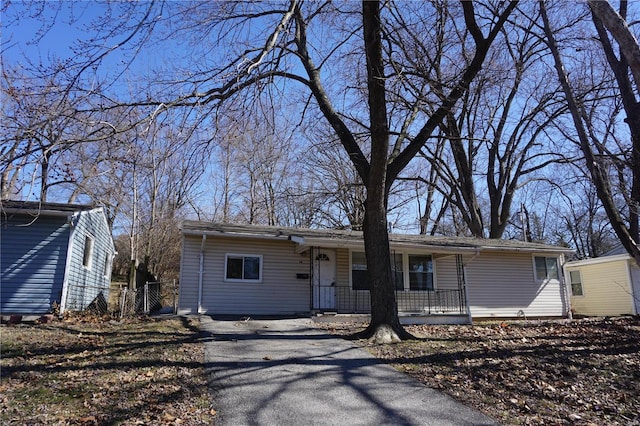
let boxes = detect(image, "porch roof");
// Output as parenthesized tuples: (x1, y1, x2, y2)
(181, 221, 574, 255)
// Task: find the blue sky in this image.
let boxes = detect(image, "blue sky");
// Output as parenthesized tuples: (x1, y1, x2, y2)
(3, 2, 95, 66)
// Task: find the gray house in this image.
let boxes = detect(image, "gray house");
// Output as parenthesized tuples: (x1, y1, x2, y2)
(1, 200, 116, 315)
(178, 222, 574, 323)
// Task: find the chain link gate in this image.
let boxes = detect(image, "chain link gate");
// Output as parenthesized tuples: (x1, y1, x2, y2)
(118, 279, 178, 318)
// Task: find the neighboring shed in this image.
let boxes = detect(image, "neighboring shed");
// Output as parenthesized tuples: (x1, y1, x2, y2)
(564, 246, 640, 317)
(178, 222, 573, 323)
(1, 200, 116, 315)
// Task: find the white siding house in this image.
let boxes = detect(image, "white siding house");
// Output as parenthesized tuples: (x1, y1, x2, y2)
(180, 234, 310, 315)
(179, 222, 573, 322)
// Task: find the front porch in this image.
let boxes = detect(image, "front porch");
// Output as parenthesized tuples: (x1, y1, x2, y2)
(309, 249, 471, 324)
(314, 287, 470, 325)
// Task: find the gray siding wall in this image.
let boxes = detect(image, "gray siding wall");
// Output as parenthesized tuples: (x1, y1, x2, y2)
(466, 252, 567, 318)
(433, 254, 460, 290)
(179, 234, 201, 313)
(179, 235, 311, 315)
(1, 215, 70, 314)
(64, 209, 115, 311)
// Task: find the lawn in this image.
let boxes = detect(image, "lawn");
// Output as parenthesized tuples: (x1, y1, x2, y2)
(0, 315, 214, 425)
(323, 316, 640, 425)
(3, 314, 638, 425)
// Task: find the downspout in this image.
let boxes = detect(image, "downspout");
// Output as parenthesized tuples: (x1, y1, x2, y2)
(559, 253, 573, 320)
(197, 234, 206, 314)
(462, 250, 481, 324)
(628, 262, 639, 316)
(59, 213, 78, 315)
(309, 247, 314, 312)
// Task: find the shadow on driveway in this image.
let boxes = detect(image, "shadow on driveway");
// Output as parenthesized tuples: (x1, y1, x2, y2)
(200, 317, 497, 426)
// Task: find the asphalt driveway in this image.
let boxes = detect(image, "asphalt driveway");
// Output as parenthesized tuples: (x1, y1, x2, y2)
(200, 316, 498, 426)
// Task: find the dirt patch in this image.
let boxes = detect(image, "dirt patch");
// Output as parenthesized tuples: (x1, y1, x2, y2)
(1, 315, 215, 425)
(321, 317, 640, 425)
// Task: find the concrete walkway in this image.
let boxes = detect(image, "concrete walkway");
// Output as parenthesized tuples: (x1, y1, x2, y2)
(200, 316, 498, 426)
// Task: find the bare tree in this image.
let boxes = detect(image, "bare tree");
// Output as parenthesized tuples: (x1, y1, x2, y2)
(540, 1, 640, 266)
(412, 6, 571, 239)
(6, 1, 516, 341)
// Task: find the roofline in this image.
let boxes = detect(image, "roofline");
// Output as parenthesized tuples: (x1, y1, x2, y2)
(182, 223, 573, 255)
(2, 207, 74, 217)
(565, 253, 632, 267)
(182, 229, 291, 241)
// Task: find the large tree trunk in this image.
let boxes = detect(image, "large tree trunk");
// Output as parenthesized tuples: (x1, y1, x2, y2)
(358, 182, 413, 342)
(352, 0, 414, 343)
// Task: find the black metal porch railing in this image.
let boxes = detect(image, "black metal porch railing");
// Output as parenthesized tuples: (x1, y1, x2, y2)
(331, 287, 466, 315)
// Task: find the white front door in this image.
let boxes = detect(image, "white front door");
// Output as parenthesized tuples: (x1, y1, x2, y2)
(313, 249, 336, 310)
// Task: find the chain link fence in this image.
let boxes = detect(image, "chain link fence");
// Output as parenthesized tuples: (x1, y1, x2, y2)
(109, 280, 178, 318)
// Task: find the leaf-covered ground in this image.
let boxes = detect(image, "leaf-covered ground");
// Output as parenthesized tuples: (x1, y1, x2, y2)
(322, 317, 640, 426)
(0, 315, 215, 425)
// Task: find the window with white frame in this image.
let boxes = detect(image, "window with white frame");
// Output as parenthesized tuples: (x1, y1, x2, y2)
(534, 256, 559, 280)
(225, 254, 262, 282)
(104, 253, 113, 279)
(569, 270, 583, 296)
(82, 235, 94, 269)
(351, 251, 432, 291)
(409, 254, 434, 290)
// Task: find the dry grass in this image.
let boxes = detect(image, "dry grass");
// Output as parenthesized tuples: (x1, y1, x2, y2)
(1, 315, 215, 425)
(322, 317, 640, 426)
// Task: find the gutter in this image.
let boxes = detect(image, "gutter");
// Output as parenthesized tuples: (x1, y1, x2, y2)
(197, 234, 207, 314)
(183, 229, 289, 241)
(2, 208, 79, 217)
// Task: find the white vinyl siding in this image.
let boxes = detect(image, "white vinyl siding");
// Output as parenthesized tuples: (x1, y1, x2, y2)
(432, 254, 460, 291)
(178, 234, 201, 314)
(566, 259, 634, 316)
(179, 236, 310, 315)
(466, 252, 566, 318)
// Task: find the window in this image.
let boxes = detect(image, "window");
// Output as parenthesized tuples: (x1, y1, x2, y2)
(392, 253, 404, 290)
(569, 270, 583, 296)
(351, 252, 368, 290)
(104, 254, 113, 279)
(409, 255, 433, 290)
(534, 256, 559, 280)
(225, 254, 262, 282)
(351, 252, 405, 291)
(82, 236, 94, 269)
